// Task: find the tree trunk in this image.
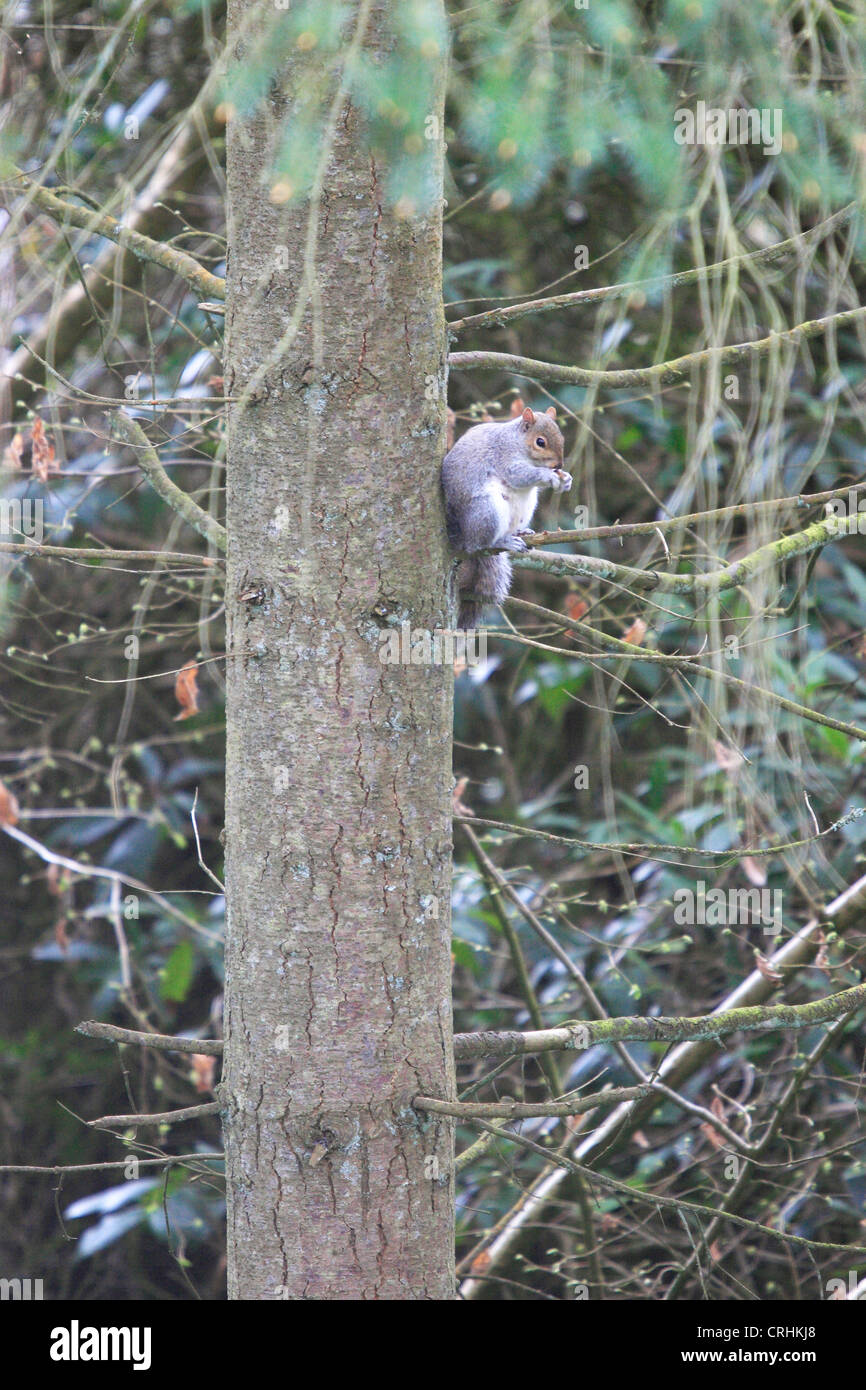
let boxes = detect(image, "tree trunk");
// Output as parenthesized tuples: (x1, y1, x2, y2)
(221, 1, 455, 1300)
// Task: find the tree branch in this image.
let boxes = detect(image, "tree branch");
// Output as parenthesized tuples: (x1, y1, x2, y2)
(453, 984, 866, 1060)
(2, 120, 209, 416)
(0, 541, 220, 566)
(530, 482, 866, 545)
(0, 1154, 223, 1175)
(88, 1102, 219, 1130)
(1, 820, 213, 939)
(473, 1121, 866, 1260)
(457, 805, 865, 864)
(449, 304, 866, 389)
(76, 1020, 222, 1055)
(0, 163, 225, 301)
(459, 870, 866, 1296)
(109, 411, 226, 552)
(519, 510, 861, 594)
(413, 1086, 647, 1119)
(504, 595, 866, 744)
(446, 203, 857, 335)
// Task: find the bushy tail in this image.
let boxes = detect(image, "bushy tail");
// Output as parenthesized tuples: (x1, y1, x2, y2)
(457, 554, 512, 630)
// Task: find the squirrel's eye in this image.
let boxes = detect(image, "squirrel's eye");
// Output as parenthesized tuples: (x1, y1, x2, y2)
(535, 437, 546, 448)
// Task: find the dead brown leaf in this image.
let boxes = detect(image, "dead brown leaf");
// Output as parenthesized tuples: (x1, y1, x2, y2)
(31, 417, 59, 483)
(0, 779, 20, 826)
(174, 660, 200, 720)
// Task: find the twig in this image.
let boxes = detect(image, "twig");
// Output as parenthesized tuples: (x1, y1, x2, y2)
(414, 1086, 647, 1119)
(0, 162, 225, 300)
(503, 596, 866, 744)
(109, 411, 226, 552)
(472, 1122, 866, 1260)
(2, 821, 214, 940)
(191, 788, 225, 891)
(529, 481, 866, 546)
(449, 304, 866, 389)
(452, 984, 866, 1059)
(446, 204, 857, 334)
(89, 1102, 219, 1129)
(75, 1021, 222, 1055)
(0, 541, 220, 566)
(459, 871, 866, 1297)
(0, 1154, 222, 1175)
(516, 510, 864, 595)
(455, 804, 865, 865)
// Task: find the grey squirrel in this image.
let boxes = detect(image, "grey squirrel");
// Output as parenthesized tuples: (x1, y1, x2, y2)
(442, 403, 571, 628)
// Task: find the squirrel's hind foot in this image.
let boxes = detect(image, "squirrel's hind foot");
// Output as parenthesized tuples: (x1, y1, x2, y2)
(501, 534, 529, 553)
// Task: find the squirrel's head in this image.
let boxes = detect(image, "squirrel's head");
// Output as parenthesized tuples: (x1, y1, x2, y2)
(520, 405, 564, 469)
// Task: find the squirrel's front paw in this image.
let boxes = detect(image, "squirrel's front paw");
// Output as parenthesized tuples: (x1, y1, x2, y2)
(552, 469, 572, 492)
(502, 534, 529, 553)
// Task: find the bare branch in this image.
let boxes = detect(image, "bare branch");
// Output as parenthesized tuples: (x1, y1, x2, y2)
(449, 304, 866, 389)
(2, 121, 208, 414)
(414, 1086, 647, 1119)
(0, 162, 225, 301)
(460, 871, 866, 1297)
(0, 1154, 222, 1175)
(0, 541, 221, 566)
(446, 204, 857, 334)
(89, 1103, 219, 1130)
(519, 510, 862, 594)
(453, 983, 866, 1060)
(473, 1122, 866, 1260)
(109, 411, 226, 552)
(1, 821, 214, 940)
(530, 481, 866, 545)
(503, 596, 866, 744)
(76, 1020, 222, 1056)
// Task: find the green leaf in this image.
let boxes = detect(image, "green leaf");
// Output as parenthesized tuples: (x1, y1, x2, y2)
(160, 940, 195, 1003)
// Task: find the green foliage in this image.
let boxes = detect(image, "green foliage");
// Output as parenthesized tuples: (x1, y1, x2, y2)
(160, 939, 195, 1002)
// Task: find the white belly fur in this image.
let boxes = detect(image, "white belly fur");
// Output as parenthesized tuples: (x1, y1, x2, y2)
(503, 482, 538, 534)
(484, 478, 538, 537)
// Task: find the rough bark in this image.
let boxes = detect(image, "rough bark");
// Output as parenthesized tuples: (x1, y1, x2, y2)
(221, 1, 455, 1300)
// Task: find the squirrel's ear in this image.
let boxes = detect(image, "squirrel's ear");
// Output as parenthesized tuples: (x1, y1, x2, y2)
(521, 406, 534, 427)
(545, 406, 557, 417)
